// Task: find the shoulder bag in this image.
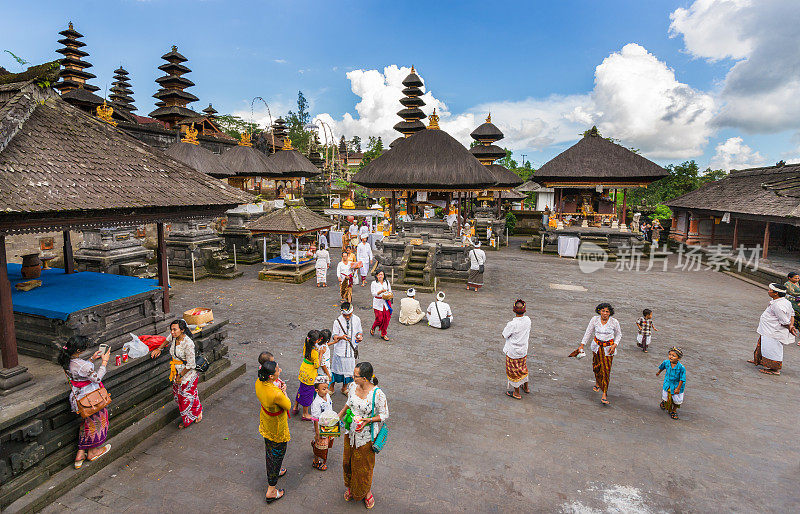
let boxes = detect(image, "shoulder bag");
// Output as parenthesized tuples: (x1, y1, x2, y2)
(337, 318, 358, 359)
(471, 249, 485, 274)
(435, 301, 451, 329)
(174, 340, 210, 373)
(66, 370, 112, 419)
(370, 387, 388, 453)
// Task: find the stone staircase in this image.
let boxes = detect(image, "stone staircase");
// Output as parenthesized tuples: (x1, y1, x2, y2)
(577, 234, 617, 262)
(394, 245, 435, 293)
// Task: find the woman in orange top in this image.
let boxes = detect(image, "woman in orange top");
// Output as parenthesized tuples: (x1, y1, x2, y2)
(256, 359, 291, 504)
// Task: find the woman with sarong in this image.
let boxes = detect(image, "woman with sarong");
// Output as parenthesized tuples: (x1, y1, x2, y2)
(315, 242, 331, 287)
(748, 283, 797, 375)
(338, 362, 388, 509)
(577, 303, 621, 405)
(784, 272, 800, 335)
(256, 359, 291, 503)
(58, 335, 112, 469)
(151, 319, 203, 428)
(370, 269, 392, 341)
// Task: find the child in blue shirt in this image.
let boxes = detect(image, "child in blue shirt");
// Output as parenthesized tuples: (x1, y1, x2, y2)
(656, 346, 686, 420)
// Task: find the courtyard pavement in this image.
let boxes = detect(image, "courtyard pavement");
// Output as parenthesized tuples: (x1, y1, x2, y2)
(42, 238, 800, 513)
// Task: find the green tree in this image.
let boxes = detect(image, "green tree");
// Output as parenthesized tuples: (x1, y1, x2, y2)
(496, 148, 518, 170)
(356, 136, 384, 171)
(215, 114, 260, 139)
(350, 135, 362, 153)
(286, 91, 313, 153)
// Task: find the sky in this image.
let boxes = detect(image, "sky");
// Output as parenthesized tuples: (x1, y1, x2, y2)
(3, 0, 800, 171)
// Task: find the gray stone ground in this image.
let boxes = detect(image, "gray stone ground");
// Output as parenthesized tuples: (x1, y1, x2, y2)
(42, 238, 800, 513)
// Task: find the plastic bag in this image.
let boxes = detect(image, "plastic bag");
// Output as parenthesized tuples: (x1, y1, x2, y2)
(319, 410, 340, 427)
(123, 333, 150, 359)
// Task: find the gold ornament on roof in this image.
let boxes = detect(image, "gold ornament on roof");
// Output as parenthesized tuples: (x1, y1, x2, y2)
(182, 123, 199, 145)
(486, 113, 491, 123)
(96, 100, 117, 126)
(427, 108, 440, 130)
(238, 132, 252, 147)
(69, 22, 74, 30)
(411, 65, 416, 73)
(282, 137, 293, 151)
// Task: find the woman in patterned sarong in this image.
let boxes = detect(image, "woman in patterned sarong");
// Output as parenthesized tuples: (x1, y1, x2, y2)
(58, 335, 112, 469)
(151, 319, 203, 428)
(577, 303, 622, 405)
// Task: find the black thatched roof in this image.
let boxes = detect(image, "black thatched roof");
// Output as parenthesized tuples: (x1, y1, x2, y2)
(0, 71, 250, 229)
(353, 128, 497, 191)
(266, 149, 321, 178)
(486, 164, 523, 189)
(247, 205, 333, 235)
(533, 127, 668, 185)
(470, 117, 503, 143)
(220, 145, 278, 177)
(164, 141, 234, 178)
(667, 164, 800, 220)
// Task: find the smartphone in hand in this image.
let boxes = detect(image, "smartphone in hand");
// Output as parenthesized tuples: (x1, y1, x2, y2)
(98, 344, 110, 354)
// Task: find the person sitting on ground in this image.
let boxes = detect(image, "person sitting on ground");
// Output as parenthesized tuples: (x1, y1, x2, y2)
(427, 291, 453, 329)
(58, 335, 112, 469)
(399, 288, 425, 325)
(656, 346, 686, 420)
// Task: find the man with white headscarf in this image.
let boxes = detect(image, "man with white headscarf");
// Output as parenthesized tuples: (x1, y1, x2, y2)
(329, 302, 363, 395)
(466, 241, 486, 292)
(356, 233, 373, 286)
(426, 291, 453, 329)
(399, 288, 424, 325)
(748, 283, 798, 375)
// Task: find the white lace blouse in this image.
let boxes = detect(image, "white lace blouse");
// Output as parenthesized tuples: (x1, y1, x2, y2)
(580, 315, 622, 356)
(346, 385, 389, 448)
(169, 335, 197, 385)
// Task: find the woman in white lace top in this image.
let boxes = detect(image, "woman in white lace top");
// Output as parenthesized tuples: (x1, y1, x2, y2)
(577, 302, 622, 405)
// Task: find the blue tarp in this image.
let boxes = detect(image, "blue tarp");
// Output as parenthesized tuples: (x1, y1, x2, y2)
(265, 257, 315, 265)
(8, 263, 161, 320)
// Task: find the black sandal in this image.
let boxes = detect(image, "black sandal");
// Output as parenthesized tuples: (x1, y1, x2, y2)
(670, 411, 679, 420)
(266, 489, 285, 503)
(660, 401, 666, 410)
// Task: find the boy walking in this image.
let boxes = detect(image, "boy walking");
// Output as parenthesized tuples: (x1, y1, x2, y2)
(656, 347, 686, 420)
(636, 309, 658, 353)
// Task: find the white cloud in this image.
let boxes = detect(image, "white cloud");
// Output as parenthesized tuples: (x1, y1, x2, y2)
(273, 59, 286, 64)
(669, 0, 800, 133)
(316, 47, 714, 160)
(709, 136, 765, 170)
(231, 99, 292, 130)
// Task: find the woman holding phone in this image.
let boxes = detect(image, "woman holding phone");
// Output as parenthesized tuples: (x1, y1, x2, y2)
(57, 335, 112, 469)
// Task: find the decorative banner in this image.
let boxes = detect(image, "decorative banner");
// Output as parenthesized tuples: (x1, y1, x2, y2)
(721, 212, 730, 223)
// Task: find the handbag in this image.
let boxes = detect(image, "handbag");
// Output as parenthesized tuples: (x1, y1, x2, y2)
(370, 387, 388, 453)
(337, 318, 359, 359)
(471, 249, 485, 274)
(67, 371, 112, 419)
(174, 340, 210, 373)
(435, 301, 451, 330)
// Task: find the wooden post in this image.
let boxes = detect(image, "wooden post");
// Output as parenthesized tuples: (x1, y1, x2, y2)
(622, 189, 628, 226)
(732, 218, 739, 249)
(496, 192, 502, 219)
(0, 235, 19, 369)
(763, 221, 770, 259)
(710, 216, 716, 245)
(390, 191, 397, 235)
(157, 222, 170, 314)
(456, 191, 462, 237)
(63, 230, 75, 274)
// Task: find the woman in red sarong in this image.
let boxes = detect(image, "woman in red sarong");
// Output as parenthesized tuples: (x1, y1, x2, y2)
(151, 319, 203, 428)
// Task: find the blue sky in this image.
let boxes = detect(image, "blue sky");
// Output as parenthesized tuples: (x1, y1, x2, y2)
(3, 0, 799, 171)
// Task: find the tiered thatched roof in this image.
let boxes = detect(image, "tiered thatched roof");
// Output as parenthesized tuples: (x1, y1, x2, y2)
(220, 144, 278, 177)
(486, 164, 523, 190)
(352, 127, 496, 191)
(266, 146, 322, 179)
(164, 141, 234, 178)
(247, 205, 333, 235)
(533, 127, 668, 186)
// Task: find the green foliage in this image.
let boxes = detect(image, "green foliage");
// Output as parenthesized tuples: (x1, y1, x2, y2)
(495, 148, 535, 181)
(356, 136, 384, 171)
(286, 91, 313, 153)
(216, 114, 260, 140)
(653, 204, 673, 220)
(350, 135, 362, 153)
(505, 212, 517, 234)
(496, 148, 518, 169)
(624, 160, 727, 210)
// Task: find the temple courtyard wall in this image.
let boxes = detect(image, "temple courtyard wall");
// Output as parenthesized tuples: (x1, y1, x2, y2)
(34, 237, 800, 513)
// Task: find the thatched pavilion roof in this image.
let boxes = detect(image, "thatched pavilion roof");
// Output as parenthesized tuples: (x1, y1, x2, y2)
(247, 204, 333, 235)
(352, 128, 497, 191)
(486, 164, 523, 189)
(266, 148, 321, 179)
(533, 127, 668, 186)
(164, 141, 234, 178)
(220, 145, 278, 177)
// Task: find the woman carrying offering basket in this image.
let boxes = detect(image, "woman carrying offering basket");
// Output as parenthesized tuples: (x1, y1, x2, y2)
(370, 269, 392, 341)
(338, 362, 388, 509)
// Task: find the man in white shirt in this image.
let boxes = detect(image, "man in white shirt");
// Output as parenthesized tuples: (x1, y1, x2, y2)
(749, 283, 798, 375)
(280, 241, 294, 261)
(356, 234, 374, 286)
(399, 288, 425, 325)
(503, 299, 532, 399)
(359, 222, 370, 240)
(467, 241, 486, 291)
(427, 291, 453, 329)
(329, 302, 363, 394)
(348, 222, 359, 248)
(318, 230, 329, 251)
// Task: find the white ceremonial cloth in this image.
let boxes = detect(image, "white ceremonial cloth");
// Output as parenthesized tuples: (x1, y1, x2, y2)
(502, 315, 532, 359)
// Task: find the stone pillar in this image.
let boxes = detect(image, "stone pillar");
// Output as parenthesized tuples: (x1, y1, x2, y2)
(620, 189, 628, 232)
(63, 230, 74, 274)
(157, 222, 169, 314)
(390, 191, 397, 235)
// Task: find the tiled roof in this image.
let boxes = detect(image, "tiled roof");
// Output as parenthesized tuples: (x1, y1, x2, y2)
(667, 164, 800, 219)
(247, 205, 333, 234)
(0, 78, 250, 221)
